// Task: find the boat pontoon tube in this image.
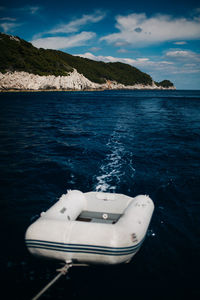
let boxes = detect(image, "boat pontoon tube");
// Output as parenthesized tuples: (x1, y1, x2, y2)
(25, 190, 154, 265)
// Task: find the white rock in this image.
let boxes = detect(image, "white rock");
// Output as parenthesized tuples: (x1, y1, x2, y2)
(0, 69, 175, 91)
(9, 35, 20, 42)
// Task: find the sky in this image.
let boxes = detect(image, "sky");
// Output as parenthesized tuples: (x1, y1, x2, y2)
(0, 0, 200, 89)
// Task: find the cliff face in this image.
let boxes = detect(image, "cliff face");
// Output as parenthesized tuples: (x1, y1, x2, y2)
(0, 70, 100, 90)
(0, 70, 175, 91)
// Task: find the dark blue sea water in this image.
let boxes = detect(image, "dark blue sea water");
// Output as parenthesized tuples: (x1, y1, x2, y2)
(0, 90, 200, 300)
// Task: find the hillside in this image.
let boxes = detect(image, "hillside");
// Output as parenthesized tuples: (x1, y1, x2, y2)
(0, 33, 174, 89)
(155, 80, 174, 88)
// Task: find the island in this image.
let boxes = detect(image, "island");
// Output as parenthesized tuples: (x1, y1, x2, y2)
(0, 33, 175, 91)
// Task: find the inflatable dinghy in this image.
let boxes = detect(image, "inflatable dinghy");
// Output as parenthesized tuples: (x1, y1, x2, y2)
(25, 190, 154, 265)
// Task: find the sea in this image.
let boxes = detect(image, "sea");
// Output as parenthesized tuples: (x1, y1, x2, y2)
(0, 90, 199, 300)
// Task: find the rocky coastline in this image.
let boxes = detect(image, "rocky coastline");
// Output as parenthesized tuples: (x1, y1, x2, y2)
(0, 69, 176, 91)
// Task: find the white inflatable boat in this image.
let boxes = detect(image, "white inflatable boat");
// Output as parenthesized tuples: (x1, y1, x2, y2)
(25, 190, 154, 265)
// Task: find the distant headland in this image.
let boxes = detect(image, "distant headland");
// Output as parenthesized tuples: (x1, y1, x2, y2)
(0, 33, 175, 91)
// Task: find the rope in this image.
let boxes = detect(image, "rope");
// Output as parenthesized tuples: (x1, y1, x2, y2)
(31, 262, 72, 300)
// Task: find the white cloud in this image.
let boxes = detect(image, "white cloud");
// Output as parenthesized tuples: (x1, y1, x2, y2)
(48, 11, 106, 34)
(0, 22, 20, 33)
(0, 17, 16, 21)
(117, 48, 128, 53)
(114, 41, 130, 47)
(89, 47, 101, 52)
(76, 52, 172, 70)
(162, 50, 200, 75)
(0, 14, 20, 33)
(31, 31, 96, 50)
(101, 13, 200, 47)
(165, 50, 200, 61)
(173, 41, 187, 45)
(18, 5, 41, 15)
(29, 6, 40, 14)
(76, 52, 136, 64)
(31, 11, 105, 44)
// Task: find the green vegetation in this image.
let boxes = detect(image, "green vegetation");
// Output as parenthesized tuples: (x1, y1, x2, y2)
(0, 33, 174, 87)
(0, 33, 73, 76)
(155, 80, 174, 88)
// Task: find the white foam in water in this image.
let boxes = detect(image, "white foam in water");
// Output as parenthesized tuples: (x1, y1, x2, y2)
(94, 124, 135, 192)
(147, 229, 156, 237)
(68, 173, 75, 184)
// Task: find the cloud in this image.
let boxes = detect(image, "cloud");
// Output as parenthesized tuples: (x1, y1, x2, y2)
(31, 11, 105, 44)
(31, 31, 96, 50)
(76, 52, 171, 70)
(0, 22, 20, 33)
(162, 50, 200, 75)
(76, 52, 136, 64)
(165, 50, 200, 61)
(101, 13, 200, 47)
(29, 6, 40, 14)
(0, 6, 40, 34)
(89, 47, 101, 52)
(18, 5, 41, 15)
(0, 15, 20, 33)
(117, 48, 128, 53)
(114, 41, 130, 47)
(173, 41, 187, 45)
(48, 11, 106, 34)
(0, 17, 16, 21)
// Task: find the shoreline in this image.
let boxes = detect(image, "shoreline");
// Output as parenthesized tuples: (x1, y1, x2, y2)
(0, 88, 104, 92)
(0, 70, 175, 92)
(0, 87, 176, 93)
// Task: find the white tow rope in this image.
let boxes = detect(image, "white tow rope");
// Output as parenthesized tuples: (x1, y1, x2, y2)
(31, 261, 87, 300)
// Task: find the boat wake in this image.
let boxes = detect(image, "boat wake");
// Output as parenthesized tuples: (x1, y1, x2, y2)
(94, 125, 135, 193)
